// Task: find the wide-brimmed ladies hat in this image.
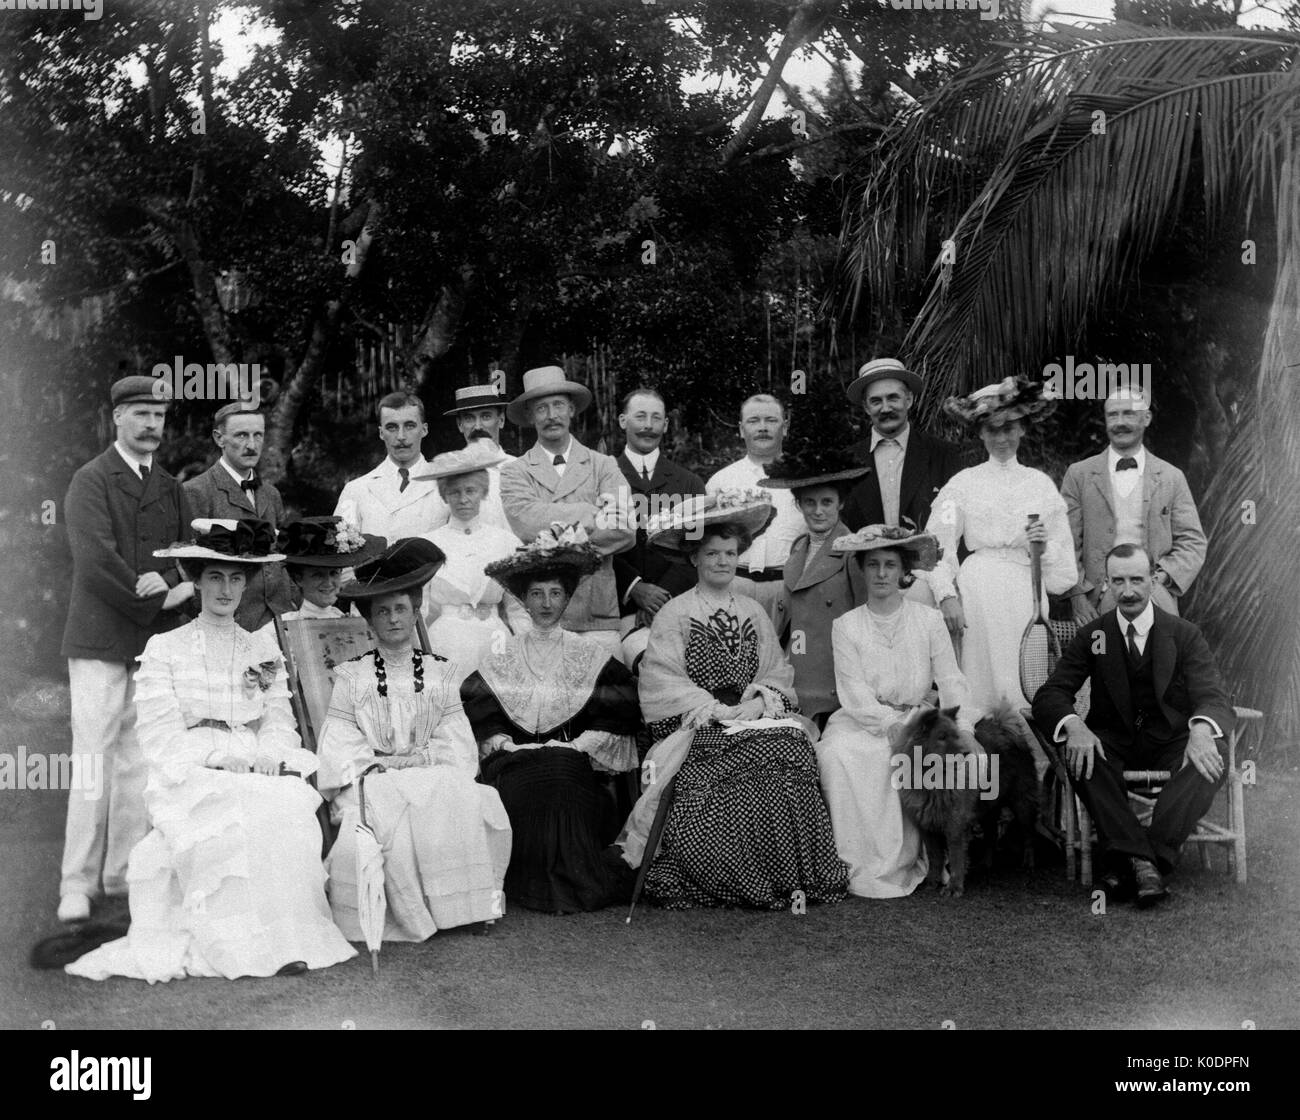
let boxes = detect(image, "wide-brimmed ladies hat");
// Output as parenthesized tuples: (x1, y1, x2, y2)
(506, 365, 594, 426)
(943, 375, 1052, 428)
(444, 383, 508, 416)
(759, 444, 870, 491)
(275, 517, 387, 569)
(646, 488, 776, 552)
(846, 358, 924, 407)
(155, 518, 284, 563)
(410, 443, 507, 483)
(339, 537, 447, 599)
(831, 524, 941, 571)
(484, 522, 603, 599)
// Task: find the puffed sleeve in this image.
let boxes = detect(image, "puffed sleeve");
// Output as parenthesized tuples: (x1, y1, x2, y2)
(922, 476, 964, 603)
(1039, 478, 1079, 596)
(253, 633, 318, 778)
(830, 613, 903, 736)
(134, 634, 208, 787)
(316, 666, 375, 800)
(420, 686, 480, 779)
(928, 609, 974, 731)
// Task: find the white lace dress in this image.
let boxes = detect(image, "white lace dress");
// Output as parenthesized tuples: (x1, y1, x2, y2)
(66, 620, 356, 981)
(921, 457, 1077, 715)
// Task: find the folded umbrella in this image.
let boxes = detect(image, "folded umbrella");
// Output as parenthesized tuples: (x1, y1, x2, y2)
(356, 767, 388, 975)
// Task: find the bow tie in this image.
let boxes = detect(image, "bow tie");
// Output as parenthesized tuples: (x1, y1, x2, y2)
(240, 474, 260, 493)
(1115, 457, 1138, 472)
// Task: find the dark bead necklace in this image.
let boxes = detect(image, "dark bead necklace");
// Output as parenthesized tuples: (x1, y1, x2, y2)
(371, 648, 424, 697)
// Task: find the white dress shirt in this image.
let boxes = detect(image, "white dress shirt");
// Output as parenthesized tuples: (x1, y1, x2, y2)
(623, 447, 660, 482)
(870, 424, 911, 527)
(113, 441, 153, 479)
(706, 455, 804, 573)
(1108, 444, 1146, 500)
(544, 438, 574, 478)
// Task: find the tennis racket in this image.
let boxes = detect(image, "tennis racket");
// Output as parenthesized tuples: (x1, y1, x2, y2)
(1018, 513, 1062, 702)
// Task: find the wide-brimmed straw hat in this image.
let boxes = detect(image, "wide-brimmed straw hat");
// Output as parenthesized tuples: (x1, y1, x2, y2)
(484, 522, 603, 599)
(409, 443, 507, 483)
(444, 383, 509, 416)
(831, 524, 941, 571)
(506, 365, 593, 426)
(846, 358, 924, 407)
(275, 517, 387, 569)
(339, 537, 447, 599)
(759, 445, 870, 492)
(154, 518, 284, 563)
(646, 489, 776, 552)
(943, 375, 1052, 428)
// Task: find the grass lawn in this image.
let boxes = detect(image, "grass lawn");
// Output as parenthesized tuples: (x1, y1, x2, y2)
(3, 678, 1297, 1030)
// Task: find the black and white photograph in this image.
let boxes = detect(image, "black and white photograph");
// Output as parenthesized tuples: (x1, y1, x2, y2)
(0, 0, 1296, 1062)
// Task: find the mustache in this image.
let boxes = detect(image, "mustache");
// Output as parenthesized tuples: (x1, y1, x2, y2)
(468, 429, 492, 441)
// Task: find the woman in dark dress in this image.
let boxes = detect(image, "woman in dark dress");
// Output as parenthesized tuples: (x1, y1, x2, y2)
(461, 524, 640, 913)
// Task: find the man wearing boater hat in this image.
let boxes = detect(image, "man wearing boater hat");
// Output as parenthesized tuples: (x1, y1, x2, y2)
(56, 375, 196, 924)
(184, 401, 295, 630)
(442, 382, 517, 534)
(498, 365, 635, 659)
(841, 358, 964, 536)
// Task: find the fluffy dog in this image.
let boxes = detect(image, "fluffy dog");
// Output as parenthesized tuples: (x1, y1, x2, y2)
(973, 703, 1040, 871)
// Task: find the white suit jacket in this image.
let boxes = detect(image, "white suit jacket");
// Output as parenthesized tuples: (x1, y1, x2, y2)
(334, 455, 449, 542)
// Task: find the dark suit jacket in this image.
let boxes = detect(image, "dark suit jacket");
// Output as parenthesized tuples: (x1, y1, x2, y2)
(613, 450, 706, 606)
(61, 446, 192, 663)
(1032, 607, 1234, 754)
(843, 427, 965, 532)
(184, 460, 296, 631)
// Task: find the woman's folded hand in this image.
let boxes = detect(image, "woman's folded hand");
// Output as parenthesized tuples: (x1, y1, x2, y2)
(252, 754, 281, 776)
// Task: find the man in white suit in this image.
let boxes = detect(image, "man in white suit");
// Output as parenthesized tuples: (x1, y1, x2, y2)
(1062, 388, 1207, 623)
(442, 383, 516, 534)
(334, 391, 448, 539)
(499, 365, 635, 659)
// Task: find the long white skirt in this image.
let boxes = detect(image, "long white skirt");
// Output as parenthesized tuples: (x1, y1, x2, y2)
(957, 551, 1038, 715)
(67, 771, 356, 982)
(326, 768, 512, 942)
(815, 713, 927, 898)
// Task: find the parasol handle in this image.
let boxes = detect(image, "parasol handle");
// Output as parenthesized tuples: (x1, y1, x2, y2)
(357, 762, 384, 829)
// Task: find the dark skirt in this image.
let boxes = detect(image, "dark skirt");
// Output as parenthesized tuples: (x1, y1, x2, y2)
(480, 747, 628, 914)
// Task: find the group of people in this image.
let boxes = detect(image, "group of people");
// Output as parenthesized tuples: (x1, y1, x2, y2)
(51, 353, 1233, 980)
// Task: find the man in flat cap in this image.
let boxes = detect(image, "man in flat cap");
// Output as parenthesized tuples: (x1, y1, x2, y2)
(443, 382, 517, 534)
(499, 365, 635, 659)
(184, 401, 294, 630)
(57, 375, 195, 923)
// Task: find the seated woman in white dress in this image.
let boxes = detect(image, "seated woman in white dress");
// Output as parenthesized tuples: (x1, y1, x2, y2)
(67, 519, 357, 982)
(317, 538, 512, 942)
(274, 516, 387, 621)
(413, 446, 528, 679)
(921, 376, 1077, 716)
(815, 526, 974, 899)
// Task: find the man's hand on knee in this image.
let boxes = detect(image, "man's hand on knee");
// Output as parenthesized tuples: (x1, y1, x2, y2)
(1064, 717, 1105, 781)
(1184, 723, 1225, 782)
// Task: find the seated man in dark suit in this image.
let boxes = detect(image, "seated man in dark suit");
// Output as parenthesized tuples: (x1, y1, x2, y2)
(1032, 543, 1233, 908)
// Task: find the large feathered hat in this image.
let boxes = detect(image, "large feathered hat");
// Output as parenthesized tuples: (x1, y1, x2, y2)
(943, 376, 1052, 428)
(339, 537, 446, 598)
(484, 522, 603, 599)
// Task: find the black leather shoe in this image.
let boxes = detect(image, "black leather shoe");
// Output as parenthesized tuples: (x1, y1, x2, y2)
(275, 960, 308, 976)
(1098, 868, 1134, 902)
(1131, 858, 1169, 909)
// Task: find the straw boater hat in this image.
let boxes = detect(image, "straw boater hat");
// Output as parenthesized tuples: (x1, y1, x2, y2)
(275, 517, 387, 569)
(410, 443, 507, 483)
(483, 523, 603, 599)
(155, 518, 284, 564)
(943, 375, 1052, 428)
(759, 444, 869, 492)
(339, 538, 447, 600)
(444, 384, 508, 417)
(846, 358, 924, 408)
(831, 524, 941, 571)
(506, 365, 594, 426)
(645, 489, 776, 553)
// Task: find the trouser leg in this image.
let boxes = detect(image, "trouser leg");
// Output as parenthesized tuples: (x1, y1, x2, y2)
(1068, 734, 1157, 870)
(1147, 739, 1226, 874)
(103, 667, 147, 895)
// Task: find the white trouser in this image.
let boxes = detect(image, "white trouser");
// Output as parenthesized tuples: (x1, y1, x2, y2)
(60, 658, 149, 899)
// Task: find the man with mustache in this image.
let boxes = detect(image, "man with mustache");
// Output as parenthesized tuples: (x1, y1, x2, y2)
(498, 365, 635, 659)
(612, 387, 704, 628)
(442, 382, 517, 534)
(183, 401, 294, 630)
(1061, 387, 1206, 624)
(334, 391, 449, 541)
(705, 394, 808, 624)
(1033, 543, 1233, 908)
(57, 376, 195, 923)
(840, 358, 964, 538)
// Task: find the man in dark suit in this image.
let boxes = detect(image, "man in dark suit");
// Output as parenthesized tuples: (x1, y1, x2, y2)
(184, 402, 295, 630)
(58, 375, 195, 923)
(1032, 543, 1234, 908)
(612, 388, 705, 626)
(841, 358, 964, 533)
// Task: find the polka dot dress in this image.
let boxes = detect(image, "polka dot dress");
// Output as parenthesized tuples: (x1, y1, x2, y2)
(643, 609, 849, 910)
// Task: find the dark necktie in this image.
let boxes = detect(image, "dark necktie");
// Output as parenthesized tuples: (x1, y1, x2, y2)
(641, 464, 651, 483)
(139, 464, 150, 484)
(240, 473, 259, 495)
(553, 454, 565, 467)
(1126, 622, 1141, 664)
(398, 467, 410, 493)
(1116, 457, 1138, 471)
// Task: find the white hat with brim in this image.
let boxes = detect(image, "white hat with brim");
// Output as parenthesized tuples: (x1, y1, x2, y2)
(846, 358, 924, 407)
(831, 525, 940, 571)
(154, 518, 285, 563)
(646, 492, 776, 553)
(444, 385, 509, 416)
(410, 444, 507, 482)
(506, 365, 594, 426)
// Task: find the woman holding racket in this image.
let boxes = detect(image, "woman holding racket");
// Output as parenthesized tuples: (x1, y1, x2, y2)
(920, 378, 1077, 721)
